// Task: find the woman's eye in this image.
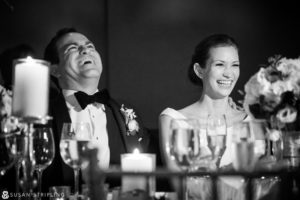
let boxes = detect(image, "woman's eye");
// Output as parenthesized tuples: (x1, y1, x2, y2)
(215, 63, 224, 67)
(232, 64, 240, 67)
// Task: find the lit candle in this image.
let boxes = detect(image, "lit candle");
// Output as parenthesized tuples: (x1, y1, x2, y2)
(12, 57, 50, 118)
(121, 149, 156, 195)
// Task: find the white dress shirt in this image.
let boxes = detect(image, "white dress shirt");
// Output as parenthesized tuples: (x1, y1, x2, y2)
(62, 89, 110, 169)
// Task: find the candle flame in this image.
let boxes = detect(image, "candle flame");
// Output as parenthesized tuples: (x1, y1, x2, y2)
(26, 56, 33, 61)
(133, 148, 140, 154)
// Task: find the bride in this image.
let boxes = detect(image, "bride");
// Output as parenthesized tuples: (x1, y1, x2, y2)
(159, 34, 249, 199)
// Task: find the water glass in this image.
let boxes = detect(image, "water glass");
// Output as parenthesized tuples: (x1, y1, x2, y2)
(232, 121, 257, 172)
(169, 118, 201, 200)
(60, 122, 92, 197)
(206, 115, 227, 168)
(169, 118, 202, 170)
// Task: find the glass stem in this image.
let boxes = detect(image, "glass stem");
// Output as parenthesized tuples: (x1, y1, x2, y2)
(36, 169, 43, 198)
(181, 170, 188, 200)
(74, 168, 80, 197)
(15, 162, 20, 193)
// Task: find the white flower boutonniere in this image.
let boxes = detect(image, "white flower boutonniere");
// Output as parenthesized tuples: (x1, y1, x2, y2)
(120, 104, 140, 136)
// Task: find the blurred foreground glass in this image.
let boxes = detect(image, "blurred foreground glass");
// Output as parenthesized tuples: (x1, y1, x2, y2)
(0, 132, 16, 176)
(206, 115, 227, 168)
(282, 131, 300, 167)
(60, 122, 92, 197)
(232, 121, 257, 172)
(169, 118, 201, 200)
(33, 126, 55, 197)
(49, 186, 71, 200)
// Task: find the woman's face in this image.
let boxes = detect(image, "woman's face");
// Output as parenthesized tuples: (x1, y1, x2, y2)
(202, 46, 240, 99)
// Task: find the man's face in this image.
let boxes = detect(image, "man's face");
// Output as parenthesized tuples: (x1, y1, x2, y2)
(56, 32, 102, 82)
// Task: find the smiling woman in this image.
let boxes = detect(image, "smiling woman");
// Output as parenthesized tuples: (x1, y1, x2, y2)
(158, 34, 248, 199)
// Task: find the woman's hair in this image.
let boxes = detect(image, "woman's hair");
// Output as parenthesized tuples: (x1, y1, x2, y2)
(188, 34, 239, 86)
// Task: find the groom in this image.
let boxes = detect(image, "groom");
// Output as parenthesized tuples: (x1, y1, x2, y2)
(42, 27, 148, 191)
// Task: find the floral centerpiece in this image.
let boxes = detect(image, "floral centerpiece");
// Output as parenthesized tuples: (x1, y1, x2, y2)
(243, 55, 300, 141)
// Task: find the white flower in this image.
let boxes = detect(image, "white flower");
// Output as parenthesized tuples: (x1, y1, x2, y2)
(277, 58, 300, 76)
(256, 68, 272, 94)
(267, 129, 281, 141)
(276, 106, 297, 123)
(127, 120, 140, 133)
(244, 73, 261, 105)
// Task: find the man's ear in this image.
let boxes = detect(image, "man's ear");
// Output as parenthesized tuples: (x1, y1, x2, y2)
(50, 64, 61, 78)
(193, 63, 204, 79)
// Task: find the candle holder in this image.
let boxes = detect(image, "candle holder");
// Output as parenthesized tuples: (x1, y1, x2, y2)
(12, 57, 51, 194)
(121, 150, 156, 197)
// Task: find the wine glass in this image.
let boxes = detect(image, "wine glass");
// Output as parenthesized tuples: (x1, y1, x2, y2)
(232, 121, 257, 172)
(32, 126, 55, 197)
(206, 114, 227, 169)
(59, 122, 92, 198)
(169, 118, 201, 200)
(0, 132, 17, 178)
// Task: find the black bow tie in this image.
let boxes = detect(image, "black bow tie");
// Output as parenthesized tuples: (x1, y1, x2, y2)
(74, 89, 110, 109)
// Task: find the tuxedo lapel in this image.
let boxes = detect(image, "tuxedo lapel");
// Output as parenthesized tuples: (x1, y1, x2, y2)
(105, 102, 128, 152)
(48, 88, 73, 186)
(52, 91, 72, 139)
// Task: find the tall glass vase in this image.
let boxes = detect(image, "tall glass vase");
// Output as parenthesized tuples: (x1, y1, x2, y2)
(282, 130, 300, 167)
(271, 136, 284, 161)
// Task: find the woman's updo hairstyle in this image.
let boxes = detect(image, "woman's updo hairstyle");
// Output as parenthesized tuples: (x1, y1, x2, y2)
(188, 34, 239, 86)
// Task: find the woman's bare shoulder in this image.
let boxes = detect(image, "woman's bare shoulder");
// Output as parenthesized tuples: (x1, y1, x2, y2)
(179, 106, 197, 119)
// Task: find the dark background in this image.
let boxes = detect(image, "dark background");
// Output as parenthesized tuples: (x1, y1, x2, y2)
(0, 0, 299, 129)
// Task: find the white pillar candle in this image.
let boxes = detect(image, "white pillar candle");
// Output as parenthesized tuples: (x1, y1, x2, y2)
(12, 57, 50, 118)
(121, 149, 156, 195)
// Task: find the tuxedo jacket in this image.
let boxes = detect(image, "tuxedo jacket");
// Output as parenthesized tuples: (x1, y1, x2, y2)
(42, 79, 149, 191)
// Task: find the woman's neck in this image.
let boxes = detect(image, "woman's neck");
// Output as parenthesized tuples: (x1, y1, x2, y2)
(197, 95, 229, 116)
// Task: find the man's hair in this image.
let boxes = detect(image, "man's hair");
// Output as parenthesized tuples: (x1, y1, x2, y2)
(44, 27, 78, 65)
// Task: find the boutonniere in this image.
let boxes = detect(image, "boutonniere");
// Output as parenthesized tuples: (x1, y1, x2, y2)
(120, 104, 140, 136)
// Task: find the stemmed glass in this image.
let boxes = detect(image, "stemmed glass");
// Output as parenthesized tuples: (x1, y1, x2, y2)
(32, 126, 55, 197)
(59, 122, 92, 198)
(0, 132, 17, 178)
(206, 115, 227, 169)
(15, 132, 26, 194)
(169, 118, 201, 200)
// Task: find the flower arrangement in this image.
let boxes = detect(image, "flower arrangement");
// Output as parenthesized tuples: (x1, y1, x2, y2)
(0, 84, 12, 119)
(243, 55, 300, 137)
(120, 104, 140, 136)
